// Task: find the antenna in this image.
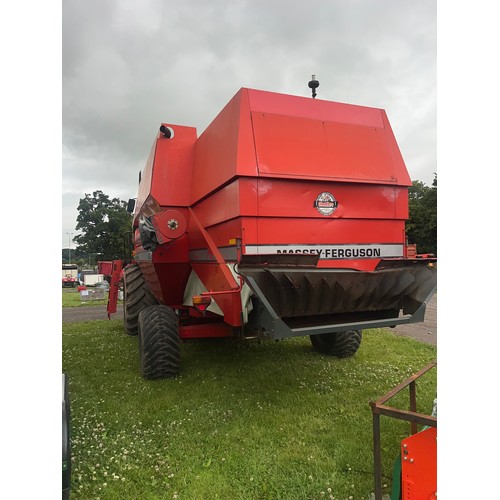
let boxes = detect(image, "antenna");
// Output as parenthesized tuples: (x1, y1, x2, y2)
(308, 74, 319, 98)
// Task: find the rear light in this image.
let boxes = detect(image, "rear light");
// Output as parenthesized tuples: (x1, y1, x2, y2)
(192, 295, 212, 312)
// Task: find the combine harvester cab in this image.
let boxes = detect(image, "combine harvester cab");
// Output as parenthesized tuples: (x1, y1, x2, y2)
(115, 88, 437, 379)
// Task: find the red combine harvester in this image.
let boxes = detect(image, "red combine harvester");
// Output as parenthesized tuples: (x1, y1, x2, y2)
(108, 87, 437, 379)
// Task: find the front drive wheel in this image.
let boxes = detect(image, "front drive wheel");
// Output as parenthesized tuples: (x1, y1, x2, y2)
(310, 330, 362, 358)
(123, 263, 158, 336)
(138, 305, 180, 379)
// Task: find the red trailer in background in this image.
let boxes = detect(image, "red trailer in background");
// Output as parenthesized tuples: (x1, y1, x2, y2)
(108, 86, 437, 379)
(97, 261, 113, 282)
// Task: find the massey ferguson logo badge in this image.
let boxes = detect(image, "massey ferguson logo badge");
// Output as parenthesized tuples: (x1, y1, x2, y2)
(314, 192, 338, 216)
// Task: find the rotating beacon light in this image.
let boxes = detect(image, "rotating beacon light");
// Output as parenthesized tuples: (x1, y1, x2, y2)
(308, 74, 319, 98)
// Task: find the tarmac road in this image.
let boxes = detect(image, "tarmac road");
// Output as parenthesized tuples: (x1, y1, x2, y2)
(62, 303, 123, 323)
(390, 292, 437, 346)
(62, 293, 437, 346)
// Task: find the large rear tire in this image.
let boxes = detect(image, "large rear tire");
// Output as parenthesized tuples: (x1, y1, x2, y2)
(310, 330, 362, 358)
(122, 264, 158, 336)
(138, 305, 180, 379)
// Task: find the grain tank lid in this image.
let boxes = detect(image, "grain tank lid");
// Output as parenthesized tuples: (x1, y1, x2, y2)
(246, 88, 385, 128)
(245, 88, 412, 186)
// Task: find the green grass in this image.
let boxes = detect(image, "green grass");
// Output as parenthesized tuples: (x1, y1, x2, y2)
(62, 322, 436, 500)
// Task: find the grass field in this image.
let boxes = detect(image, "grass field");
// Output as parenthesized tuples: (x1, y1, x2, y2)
(62, 319, 436, 500)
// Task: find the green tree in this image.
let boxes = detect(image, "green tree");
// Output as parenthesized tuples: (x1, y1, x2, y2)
(406, 174, 437, 255)
(74, 190, 132, 260)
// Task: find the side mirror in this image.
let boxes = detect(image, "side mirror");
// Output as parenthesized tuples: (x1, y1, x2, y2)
(127, 198, 136, 214)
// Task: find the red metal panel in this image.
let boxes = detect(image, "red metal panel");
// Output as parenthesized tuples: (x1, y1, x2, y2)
(190, 178, 258, 229)
(98, 261, 113, 276)
(254, 218, 405, 245)
(380, 110, 411, 185)
(401, 427, 437, 499)
(251, 111, 408, 184)
(135, 235, 191, 304)
(241, 217, 258, 247)
(197, 219, 244, 249)
(188, 217, 244, 251)
(246, 88, 411, 185)
(152, 233, 190, 263)
(179, 323, 234, 339)
(189, 178, 408, 231)
(151, 124, 197, 207)
(256, 179, 408, 219)
(247, 88, 385, 127)
(154, 263, 191, 305)
(134, 125, 196, 227)
(191, 89, 258, 203)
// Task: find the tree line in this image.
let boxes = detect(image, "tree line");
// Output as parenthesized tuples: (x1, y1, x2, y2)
(62, 190, 132, 267)
(64, 180, 437, 266)
(406, 174, 437, 255)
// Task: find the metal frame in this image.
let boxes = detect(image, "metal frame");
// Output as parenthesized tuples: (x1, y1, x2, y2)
(369, 361, 437, 500)
(244, 274, 435, 340)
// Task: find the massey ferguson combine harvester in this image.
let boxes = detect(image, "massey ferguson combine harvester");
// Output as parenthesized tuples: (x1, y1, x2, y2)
(108, 86, 436, 379)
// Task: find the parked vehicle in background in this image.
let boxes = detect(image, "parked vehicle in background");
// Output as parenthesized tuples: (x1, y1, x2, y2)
(83, 274, 105, 286)
(62, 264, 78, 288)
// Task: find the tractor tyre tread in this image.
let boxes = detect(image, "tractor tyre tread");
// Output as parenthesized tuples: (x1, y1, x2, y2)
(123, 264, 158, 336)
(138, 305, 180, 379)
(310, 330, 362, 358)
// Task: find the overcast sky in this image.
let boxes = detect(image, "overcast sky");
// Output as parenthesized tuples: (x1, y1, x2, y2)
(62, 0, 437, 249)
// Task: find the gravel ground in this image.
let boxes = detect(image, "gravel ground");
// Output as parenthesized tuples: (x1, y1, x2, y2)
(62, 293, 437, 345)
